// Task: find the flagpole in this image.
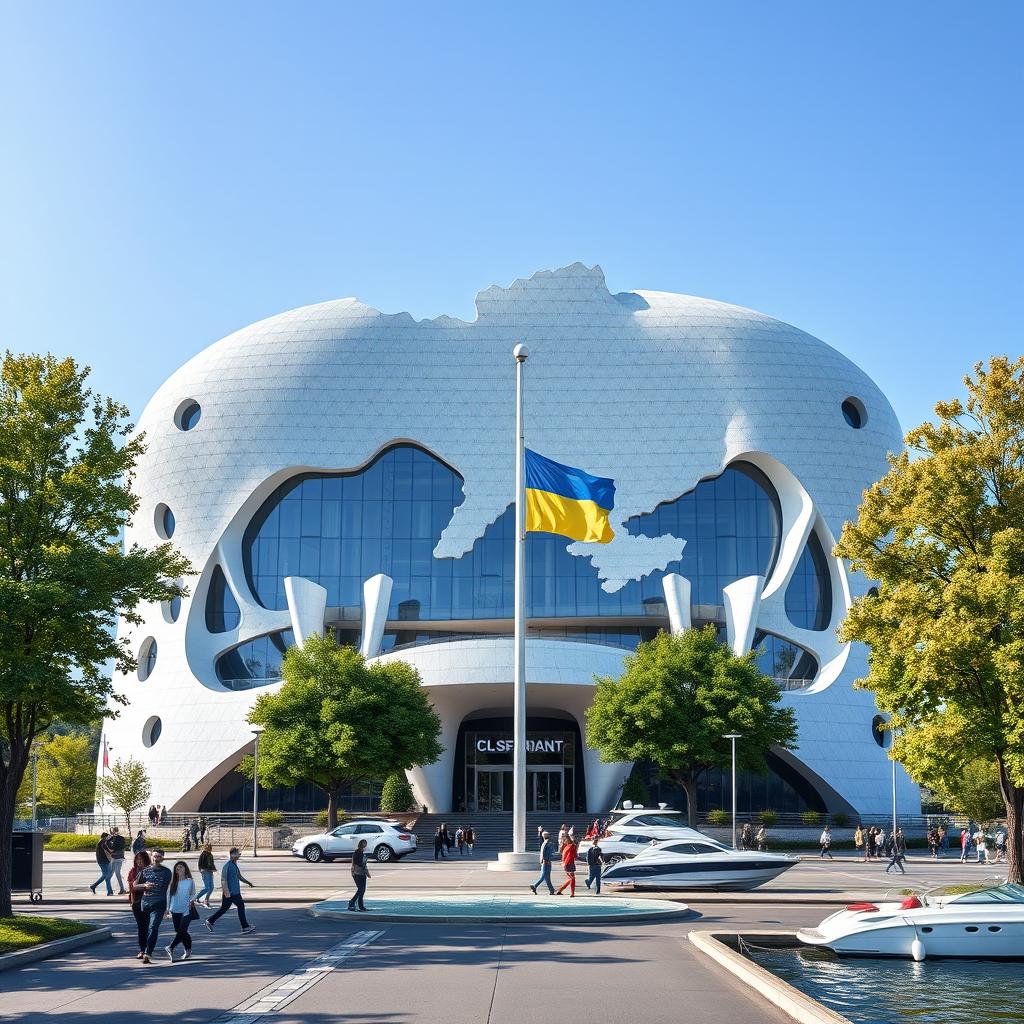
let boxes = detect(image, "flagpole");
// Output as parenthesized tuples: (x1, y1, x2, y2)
(512, 343, 529, 855)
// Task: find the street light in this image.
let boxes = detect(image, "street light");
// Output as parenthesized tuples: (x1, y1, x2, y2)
(723, 733, 742, 849)
(251, 727, 264, 857)
(30, 741, 43, 832)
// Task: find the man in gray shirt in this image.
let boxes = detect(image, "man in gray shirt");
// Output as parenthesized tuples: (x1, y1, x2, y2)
(205, 847, 256, 933)
(529, 831, 557, 895)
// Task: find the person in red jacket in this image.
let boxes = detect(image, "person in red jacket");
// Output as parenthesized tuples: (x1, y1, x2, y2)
(555, 837, 578, 897)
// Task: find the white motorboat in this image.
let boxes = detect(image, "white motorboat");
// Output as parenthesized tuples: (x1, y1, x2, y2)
(600, 835, 799, 891)
(797, 882, 1024, 960)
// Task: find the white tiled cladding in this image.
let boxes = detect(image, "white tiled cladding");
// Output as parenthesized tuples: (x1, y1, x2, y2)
(101, 263, 919, 817)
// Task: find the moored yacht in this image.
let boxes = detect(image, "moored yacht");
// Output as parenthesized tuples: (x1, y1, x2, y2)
(601, 835, 798, 891)
(797, 882, 1024, 960)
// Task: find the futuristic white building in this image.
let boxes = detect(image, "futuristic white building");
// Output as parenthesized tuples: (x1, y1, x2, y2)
(101, 263, 919, 818)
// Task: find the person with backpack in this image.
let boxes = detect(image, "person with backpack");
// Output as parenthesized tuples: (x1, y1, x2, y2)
(90, 832, 114, 895)
(164, 861, 198, 961)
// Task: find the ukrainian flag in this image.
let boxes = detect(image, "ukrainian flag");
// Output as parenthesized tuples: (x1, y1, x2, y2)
(525, 450, 615, 544)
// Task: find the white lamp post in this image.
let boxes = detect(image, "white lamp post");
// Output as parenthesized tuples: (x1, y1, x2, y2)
(723, 733, 742, 849)
(30, 741, 43, 831)
(251, 727, 264, 857)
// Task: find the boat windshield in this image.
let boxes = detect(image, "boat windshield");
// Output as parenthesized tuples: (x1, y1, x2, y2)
(620, 814, 689, 829)
(950, 883, 1024, 904)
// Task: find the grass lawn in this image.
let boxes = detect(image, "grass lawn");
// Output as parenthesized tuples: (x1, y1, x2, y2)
(0, 916, 94, 954)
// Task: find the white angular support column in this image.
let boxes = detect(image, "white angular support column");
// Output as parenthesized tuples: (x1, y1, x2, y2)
(662, 573, 692, 635)
(723, 575, 765, 656)
(359, 573, 393, 659)
(283, 576, 327, 647)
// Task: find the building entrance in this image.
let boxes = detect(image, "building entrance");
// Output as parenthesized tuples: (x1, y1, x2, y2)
(455, 715, 584, 813)
(471, 766, 565, 812)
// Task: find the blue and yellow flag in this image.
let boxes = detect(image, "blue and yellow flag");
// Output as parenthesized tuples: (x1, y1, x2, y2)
(525, 450, 615, 544)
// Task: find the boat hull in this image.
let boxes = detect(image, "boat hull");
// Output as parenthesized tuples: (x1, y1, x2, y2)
(603, 858, 795, 891)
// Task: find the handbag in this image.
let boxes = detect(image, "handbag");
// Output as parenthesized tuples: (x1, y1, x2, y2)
(188, 903, 200, 921)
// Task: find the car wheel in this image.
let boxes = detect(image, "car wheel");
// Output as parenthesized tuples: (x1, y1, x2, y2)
(375, 844, 395, 863)
(304, 844, 324, 863)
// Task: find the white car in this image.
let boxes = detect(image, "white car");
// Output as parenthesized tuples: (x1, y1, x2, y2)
(291, 819, 417, 863)
(582, 809, 709, 865)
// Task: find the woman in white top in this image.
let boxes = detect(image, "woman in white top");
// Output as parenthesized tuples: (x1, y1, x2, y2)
(164, 861, 197, 962)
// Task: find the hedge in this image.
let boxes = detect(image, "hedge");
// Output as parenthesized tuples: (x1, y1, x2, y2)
(44, 834, 185, 852)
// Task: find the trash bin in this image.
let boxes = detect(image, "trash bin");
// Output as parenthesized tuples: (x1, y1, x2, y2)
(11, 831, 44, 902)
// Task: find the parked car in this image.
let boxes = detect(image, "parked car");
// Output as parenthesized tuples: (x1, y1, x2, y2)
(291, 819, 417, 863)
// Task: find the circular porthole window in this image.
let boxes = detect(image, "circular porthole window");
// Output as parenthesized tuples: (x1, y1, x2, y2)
(174, 400, 201, 431)
(155, 503, 175, 539)
(842, 397, 867, 429)
(138, 637, 158, 680)
(142, 716, 162, 747)
(867, 586, 879, 599)
(871, 713, 889, 749)
(162, 594, 182, 623)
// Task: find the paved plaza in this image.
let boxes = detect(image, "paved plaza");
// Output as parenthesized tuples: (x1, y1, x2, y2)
(2, 850, 1004, 1023)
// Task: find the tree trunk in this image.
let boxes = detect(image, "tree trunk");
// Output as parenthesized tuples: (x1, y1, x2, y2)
(681, 777, 699, 827)
(997, 758, 1024, 885)
(326, 791, 338, 829)
(0, 750, 30, 919)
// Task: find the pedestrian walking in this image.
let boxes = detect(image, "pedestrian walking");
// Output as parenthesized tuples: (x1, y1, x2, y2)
(938, 824, 947, 855)
(854, 825, 865, 861)
(455, 826, 465, 856)
(165, 861, 198, 961)
(90, 832, 114, 895)
(137, 848, 173, 964)
(107, 827, 128, 894)
(197, 843, 217, 907)
(189, 819, 200, 849)
(205, 848, 256, 934)
(866, 827, 877, 861)
(464, 825, 474, 856)
(974, 829, 988, 864)
(927, 827, 939, 859)
(148, 805, 158, 826)
(555, 835, 578, 897)
(347, 839, 371, 912)
(756, 824, 768, 852)
(819, 825, 833, 859)
(433, 825, 446, 860)
(530, 831, 557, 895)
(585, 837, 605, 894)
(994, 828, 1007, 864)
(740, 823, 752, 851)
(444, 823, 454, 854)
(127, 850, 152, 959)
(198, 816, 208, 844)
(132, 830, 148, 855)
(180, 826, 192, 853)
(885, 828, 907, 874)
(557, 823, 569, 850)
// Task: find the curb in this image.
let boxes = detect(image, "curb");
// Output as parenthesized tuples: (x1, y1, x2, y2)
(0, 926, 114, 973)
(688, 931, 853, 1024)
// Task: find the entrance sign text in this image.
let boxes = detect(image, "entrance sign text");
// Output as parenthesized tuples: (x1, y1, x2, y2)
(476, 737, 564, 754)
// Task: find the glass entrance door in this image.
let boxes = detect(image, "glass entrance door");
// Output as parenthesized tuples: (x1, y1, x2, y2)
(475, 769, 509, 811)
(530, 768, 564, 813)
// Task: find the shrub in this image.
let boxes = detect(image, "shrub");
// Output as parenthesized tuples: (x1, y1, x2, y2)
(758, 809, 778, 827)
(379, 773, 415, 813)
(831, 812, 850, 828)
(44, 833, 184, 852)
(706, 809, 730, 826)
(801, 810, 823, 826)
(258, 811, 284, 827)
(315, 811, 329, 828)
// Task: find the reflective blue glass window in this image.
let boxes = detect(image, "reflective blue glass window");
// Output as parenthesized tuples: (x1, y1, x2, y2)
(784, 531, 832, 630)
(206, 565, 241, 633)
(241, 447, 781, 629)
(216, 629, 294, 685)
(753, 629, 818, 687)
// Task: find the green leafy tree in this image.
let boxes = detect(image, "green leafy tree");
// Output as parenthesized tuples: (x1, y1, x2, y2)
(379, 772, 415, 814)
(619, 767, 650, 807)
(99, 757, 152, 833)
(0, 353, 189, 916)
(239, 633, 443, 828)
(586, 627, 798, 825)
(37, 733, 97, 819)
(836, 356, 1024, 883)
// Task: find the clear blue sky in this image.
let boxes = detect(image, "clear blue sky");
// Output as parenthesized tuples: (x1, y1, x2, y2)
(2, 3, 1020, 432)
